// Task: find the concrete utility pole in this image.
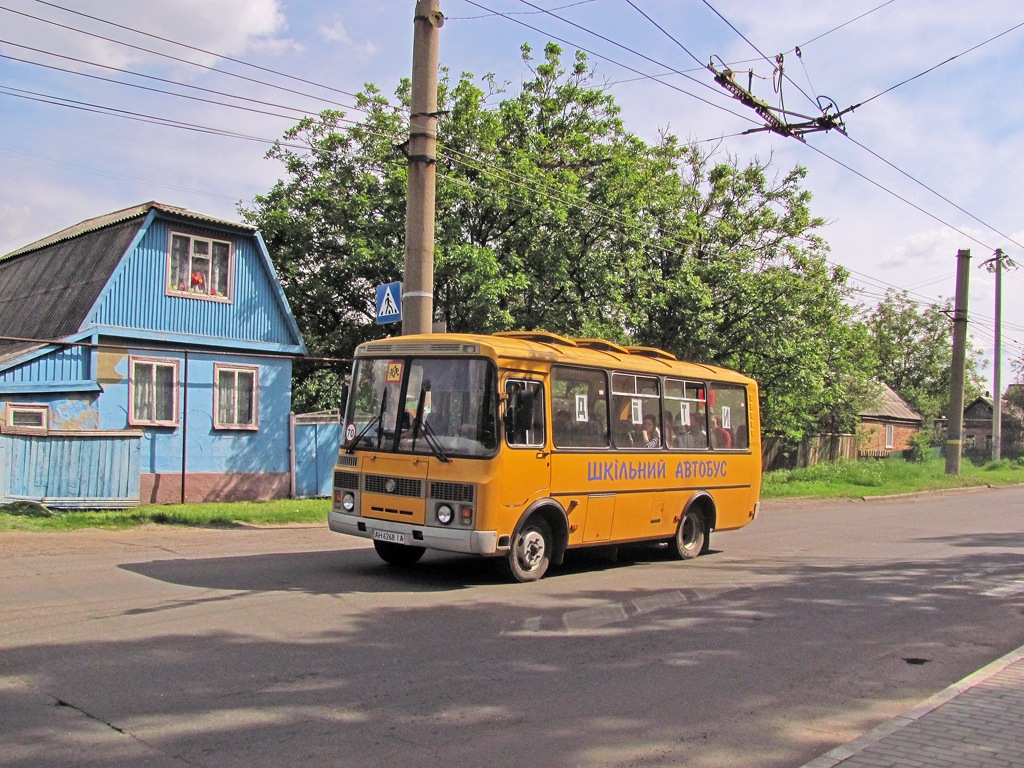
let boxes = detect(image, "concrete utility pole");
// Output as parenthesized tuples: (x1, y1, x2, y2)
(982, 248, 1016, 461)
(945, 249, 971, 475)
(991, 250, 1004, 461)
(402, 0, 443, 336)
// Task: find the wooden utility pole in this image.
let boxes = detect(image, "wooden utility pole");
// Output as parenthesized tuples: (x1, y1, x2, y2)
(402, 0, 443, 336)
(945, 249, 971, 474)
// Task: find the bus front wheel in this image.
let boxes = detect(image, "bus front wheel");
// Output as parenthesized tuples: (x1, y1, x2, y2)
(669, 508, 706, 560)
(504, 517, 552, 582)
(373, 540, 426, 566)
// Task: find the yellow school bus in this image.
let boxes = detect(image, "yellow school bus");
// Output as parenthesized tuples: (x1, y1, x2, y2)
(330, 331, 761, 582)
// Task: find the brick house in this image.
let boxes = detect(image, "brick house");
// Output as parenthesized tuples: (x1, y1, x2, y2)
(858, 382, 923, 456)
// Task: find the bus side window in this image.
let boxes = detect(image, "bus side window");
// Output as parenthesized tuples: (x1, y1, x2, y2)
(505, 380, 545, 448)
(709, 383, 748, 451)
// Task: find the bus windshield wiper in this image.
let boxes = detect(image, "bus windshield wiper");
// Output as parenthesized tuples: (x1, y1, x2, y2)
(411, 382, 450, 463)
(344, 389, 387, 454)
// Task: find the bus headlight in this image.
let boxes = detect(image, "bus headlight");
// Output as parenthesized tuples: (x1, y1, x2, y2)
(342, 492, 355, 512)
(436, 504, 454, 525)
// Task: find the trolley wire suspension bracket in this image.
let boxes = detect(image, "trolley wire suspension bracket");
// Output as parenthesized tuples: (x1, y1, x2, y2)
(708, 58, 849, 142)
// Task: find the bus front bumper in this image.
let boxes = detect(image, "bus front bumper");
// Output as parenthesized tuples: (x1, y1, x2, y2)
(329, 511, 498, 556)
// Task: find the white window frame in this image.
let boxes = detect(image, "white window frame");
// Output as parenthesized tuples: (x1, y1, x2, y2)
(166, 231, 234, 301)
(129, 356, 180, 427)
(4, 403, 48, 433)
(885, 423, 895, 449)
(214, 363, 259, 430)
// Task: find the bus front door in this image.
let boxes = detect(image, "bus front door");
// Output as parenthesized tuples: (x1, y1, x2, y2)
(500, 378, 551, 508)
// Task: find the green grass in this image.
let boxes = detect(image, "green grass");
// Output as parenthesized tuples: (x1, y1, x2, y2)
(0, 497, 330, 532)
(762, 456, 1024, 499)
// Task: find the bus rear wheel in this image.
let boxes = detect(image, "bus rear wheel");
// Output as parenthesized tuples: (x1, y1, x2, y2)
(504, 517, 552, 582)
(669, 508, 706, 560)
(373, 540, 426, 566)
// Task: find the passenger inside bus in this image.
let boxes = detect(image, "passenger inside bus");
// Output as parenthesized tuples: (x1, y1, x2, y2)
(641, 414, 661, 448)
(711, 415, 733, 449)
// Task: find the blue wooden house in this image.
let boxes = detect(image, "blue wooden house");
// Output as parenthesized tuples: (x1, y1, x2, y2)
(0, 202, 315, 507)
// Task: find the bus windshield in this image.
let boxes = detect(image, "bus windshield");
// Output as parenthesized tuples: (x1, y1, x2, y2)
(344, 356, 499, 459)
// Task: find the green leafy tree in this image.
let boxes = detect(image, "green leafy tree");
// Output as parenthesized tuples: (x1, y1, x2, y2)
(866, 289, 985, 420)
(244, 44, 689, 407)
(627, 146, 874, 439)
(244, 44, 873, 437)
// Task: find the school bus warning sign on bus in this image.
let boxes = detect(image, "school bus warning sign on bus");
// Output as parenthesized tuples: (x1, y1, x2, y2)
(330, 331, 761, 582)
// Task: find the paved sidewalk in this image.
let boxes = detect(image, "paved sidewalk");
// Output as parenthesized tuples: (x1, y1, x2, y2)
(800, 644, 1024, 768)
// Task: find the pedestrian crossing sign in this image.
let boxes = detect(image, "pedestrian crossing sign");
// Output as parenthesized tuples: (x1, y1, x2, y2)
(376, 281, 402, 325)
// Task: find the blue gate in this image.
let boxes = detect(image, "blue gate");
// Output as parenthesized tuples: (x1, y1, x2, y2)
(292, 412, 340, 498)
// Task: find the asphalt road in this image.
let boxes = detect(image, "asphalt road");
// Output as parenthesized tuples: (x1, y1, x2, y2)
(2, 486, 1023, 768)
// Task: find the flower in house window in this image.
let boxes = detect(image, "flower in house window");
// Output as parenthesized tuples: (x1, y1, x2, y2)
(191, 271, 205, 290)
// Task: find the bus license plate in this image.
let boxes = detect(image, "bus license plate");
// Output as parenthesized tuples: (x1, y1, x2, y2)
(373, 530, 405, 545)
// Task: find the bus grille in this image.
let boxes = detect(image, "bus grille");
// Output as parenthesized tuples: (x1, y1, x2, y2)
(364, 475, 423, 498)
(430, 481, 475, 502)
(334, 471, 359, 490)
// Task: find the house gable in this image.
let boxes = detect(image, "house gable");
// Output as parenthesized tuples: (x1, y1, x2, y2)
(85, 210, 306, 354)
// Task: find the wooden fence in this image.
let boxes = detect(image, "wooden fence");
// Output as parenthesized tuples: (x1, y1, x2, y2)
(762, 433, 858, 472)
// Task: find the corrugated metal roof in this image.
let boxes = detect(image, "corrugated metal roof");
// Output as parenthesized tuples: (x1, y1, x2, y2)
(1, 202, 255, 262)
(0, 217, 143, 350)
(860, 381, 923, 422)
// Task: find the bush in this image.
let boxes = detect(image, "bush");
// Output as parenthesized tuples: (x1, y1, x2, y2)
(982, 458, 1012, 472)
(906, 431, 933, 463)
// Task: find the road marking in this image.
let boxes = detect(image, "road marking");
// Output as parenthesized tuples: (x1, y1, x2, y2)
(982, 578, 1024, 597)
(504, 587, 731, 635)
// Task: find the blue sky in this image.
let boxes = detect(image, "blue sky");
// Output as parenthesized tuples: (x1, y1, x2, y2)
(2, 0, 1023, 393)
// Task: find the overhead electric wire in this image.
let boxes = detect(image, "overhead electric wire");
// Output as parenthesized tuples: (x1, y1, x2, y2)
(0, 4, 372, 116)
(691, 3, 1018, 257)
(805, 140, 995, 251)
(605, 1, 894, 91)
(448, 0, 596, 20)
(0, 85, 317, 148)
(31, 0, 366, 103)
(700, 0, 819, 114)
(851, 19, 1024, 111)
(7, 0, 1018, 347)
(482, 0, 1006, 260)
(0, 38, 336, 118)
(512, 0, 720, 95)
(842, 133, 1024, 252)
(794, 0, 896, 49)
(460, 0, 759, 126)
(620, 0, 704, 69)
(1, 52, 312, 123)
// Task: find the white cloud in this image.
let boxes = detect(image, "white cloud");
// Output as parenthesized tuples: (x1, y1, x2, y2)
(0, 0, 295, 73)
(318, 17, 379, 58)
(319, 20, 352, 45)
